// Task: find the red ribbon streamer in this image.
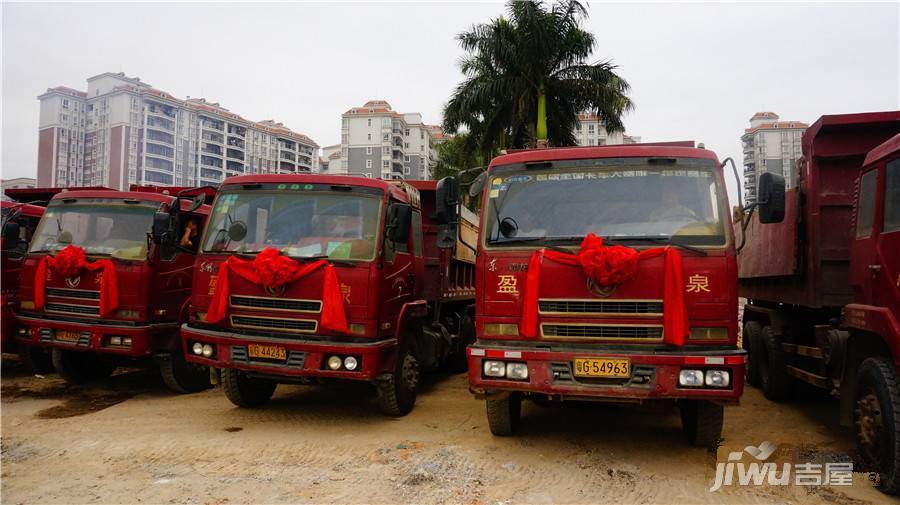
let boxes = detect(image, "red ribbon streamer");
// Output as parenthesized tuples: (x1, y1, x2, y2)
(521, 234, 689, 345)
(206, 247, 349, 334)
(34, 245, 120, 317)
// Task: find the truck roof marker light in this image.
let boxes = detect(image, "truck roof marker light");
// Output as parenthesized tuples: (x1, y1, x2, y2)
(705, 357, 725, 365)
(504, 351, 522, 359)
(470, 348, 485, 357)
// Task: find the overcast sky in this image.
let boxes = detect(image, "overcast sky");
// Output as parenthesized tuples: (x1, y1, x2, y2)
(2, 1, 898, 202)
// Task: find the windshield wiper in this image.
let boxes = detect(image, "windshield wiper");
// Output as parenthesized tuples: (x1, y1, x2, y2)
(606, 236, 708, 256)
(488, 235, 584, 246)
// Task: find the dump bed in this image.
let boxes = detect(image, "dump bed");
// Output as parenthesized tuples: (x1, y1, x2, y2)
(738, 111, 900, 307)
(406, 181, 477, 302)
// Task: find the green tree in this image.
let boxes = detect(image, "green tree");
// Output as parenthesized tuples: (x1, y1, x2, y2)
(443, 0, 633, 152)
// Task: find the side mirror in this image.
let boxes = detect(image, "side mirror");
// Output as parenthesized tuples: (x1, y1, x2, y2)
(757, 172, 786, 224)
(227, 221, 248, 242)
(434, 176, 459, 225)
(186, 193, 206, 213)
(152, 211, 172, 243)
(387, 203, 412, 244)
(469, 170, 488, 198)
(2, 221, 20, 244)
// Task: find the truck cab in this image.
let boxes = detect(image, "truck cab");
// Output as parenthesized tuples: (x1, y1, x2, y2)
(466, 143, 744, 445)
(13, 186, 214, 393)
(181, 174, 476, 415)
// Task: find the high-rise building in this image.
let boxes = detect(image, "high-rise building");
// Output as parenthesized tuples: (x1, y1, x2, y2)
(573, 113, 640, 146)
(337, 100, 441, 180)
(37, 72, 319, 190)
(741, 112, 808, 204)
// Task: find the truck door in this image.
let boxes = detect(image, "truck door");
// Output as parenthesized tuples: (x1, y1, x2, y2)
(380, 202, 414, 337)
(876, 158, 900, 311)
(850, 169, 880, 303)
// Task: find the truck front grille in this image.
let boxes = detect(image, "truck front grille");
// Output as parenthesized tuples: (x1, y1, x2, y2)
(46, 288, 101, 300)
(45, 303, 100, 317)
(540, 324, 663, 341)
(229, 315, 317, 334)
(230, 295, 321, 313)
(538, 299, 663, 315)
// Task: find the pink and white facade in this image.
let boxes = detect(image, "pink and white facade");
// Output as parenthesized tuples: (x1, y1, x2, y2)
(37, 72, 319, 190)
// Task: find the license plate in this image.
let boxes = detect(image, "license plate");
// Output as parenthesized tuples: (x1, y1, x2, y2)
(573, 358, 631, 378)
(55, 330, 81, 342)
(247, 344, 286, 361)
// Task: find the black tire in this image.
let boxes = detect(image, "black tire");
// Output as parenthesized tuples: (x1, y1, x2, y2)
(160, 351, 211, 394)
(680, 400, 724, 447)
(20, 346, 54, 374)
(758, 325, 792, 401)
(486, 393, 522, 436)
(221, 368, 276, 407)
(854, 357, 900, 495)
(377, 342, 419, 416)
(743, 321, 763, 387)
(446, 315, 475, 373)
(51, 348, 116, 385)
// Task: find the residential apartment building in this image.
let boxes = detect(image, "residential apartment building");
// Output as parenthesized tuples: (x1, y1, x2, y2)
(741, 112, 808, 203)
(319, 143, 340, 174)
(337, 100, 442, 180)
(573, 113, 641, 146)
(37, 72, 318, 190)
(1, 177, 36, 201)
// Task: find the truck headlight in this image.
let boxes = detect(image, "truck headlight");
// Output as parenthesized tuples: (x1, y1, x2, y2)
(343, 356, 358, 371)
(483, 323, 519, 337)
(705, 370, 730, 387)
(192, 342, 204, 355)
(201, 344, 214, 358)
(483, 360, 506, 377)
(679, 369, 704, 387)
(327, 355, 342, 370)
(505, 362, 528, 380)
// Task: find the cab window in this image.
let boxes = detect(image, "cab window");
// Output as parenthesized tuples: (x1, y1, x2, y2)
(855, 169, 877, 238)
(884, 159, 900, 234)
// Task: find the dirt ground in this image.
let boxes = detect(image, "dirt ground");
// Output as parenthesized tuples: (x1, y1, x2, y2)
(0, 355, 895, 505)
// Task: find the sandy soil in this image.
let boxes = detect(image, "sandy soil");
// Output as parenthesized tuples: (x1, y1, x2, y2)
(0, 356, 894, 505)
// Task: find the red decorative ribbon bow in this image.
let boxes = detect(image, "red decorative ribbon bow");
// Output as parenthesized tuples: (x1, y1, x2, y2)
(34, 245, 120, 317)
(521, 234, 689, 345)
(206, 247, 349, 334)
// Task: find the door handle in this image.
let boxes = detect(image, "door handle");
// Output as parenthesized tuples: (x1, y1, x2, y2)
(867, 264, 882, 272)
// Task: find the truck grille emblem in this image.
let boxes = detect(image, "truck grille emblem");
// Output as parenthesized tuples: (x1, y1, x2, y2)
(586, 278, 615, 298)
(65, 276, 81, 289)
(265, 285, 285, 297)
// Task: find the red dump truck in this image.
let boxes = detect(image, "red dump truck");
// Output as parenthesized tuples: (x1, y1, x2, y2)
(180, 174, 476, 415)
(466, 143, 744, 445)
(2, 191, 54, 370)
(13, 185, 215, 392)
(739, 111, 900, 494)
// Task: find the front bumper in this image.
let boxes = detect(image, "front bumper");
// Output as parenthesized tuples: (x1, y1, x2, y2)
(467, 341, 745, 402)
(14, 314, 178, 357)
(181, 324, 397, 382)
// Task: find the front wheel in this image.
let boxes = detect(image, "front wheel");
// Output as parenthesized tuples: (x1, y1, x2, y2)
(51, 348, 116, 385)
(160, 351, 211, 394)
(377, 343, 419, 416)
(854, 357, 900, 495)
(743, 321, 762, 387)
(221, 368, 276, 407)
(680, 400, 724, 447)
(486, 393, 522, 436)
(759, 326, 792, 401)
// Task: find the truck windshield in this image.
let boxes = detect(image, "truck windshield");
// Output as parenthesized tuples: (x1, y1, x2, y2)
(29, 199, 158, 260)
(485, 158, 727, 247)
(202, 190, 382, 261)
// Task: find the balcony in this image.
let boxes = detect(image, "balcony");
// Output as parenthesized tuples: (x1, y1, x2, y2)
(147, 103, 176, 119)
(279, 161, 296, 172)
(280, 151, 296, 162)
(200, 118, 224, 131)
(227, 125, 246, 137)
(202, 143, 223, 156)
(227, 137, 245, 149)
(226, 149, 245, 161)
(146, 116, 175, 132)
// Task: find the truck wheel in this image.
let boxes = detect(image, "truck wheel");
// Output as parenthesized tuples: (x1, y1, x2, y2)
(743, 321, 762, 387)
(446, 315, 475, 373)
(221, 368, 276, 407)
(854, 357, 900, 495)
(51, 348, 116, 385)
(160, 351, 211, 394)
(377, 343, 419, 416)
(759, 325, 792, 401)
(21, 346, 54, 374)
(680, 400, 724, 447)
(486, 393, 522, 436)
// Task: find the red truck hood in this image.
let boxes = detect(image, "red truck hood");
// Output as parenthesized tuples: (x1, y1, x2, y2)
(191, 255, 373, 330)
(478, 248, 737, 340)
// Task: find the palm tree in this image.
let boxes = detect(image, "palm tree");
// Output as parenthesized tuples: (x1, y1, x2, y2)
(443, 0, 633, 151)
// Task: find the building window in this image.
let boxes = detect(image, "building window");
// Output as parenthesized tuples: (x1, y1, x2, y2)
(382, 146, 390, 155)
(367, 134, 372, 141)
(405, 129, 410, 136)
(366, 160, 373, 169)
(366, 146, 372, 155)
(383, 160, 390, 168)
(367, 118, 372, 127)
(404, 156, 410, 162)
(364, 172, 372, 178)
(588, 125, 595, 133)
(404, 166, 411, 175)
(405, 142, 409, 149)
